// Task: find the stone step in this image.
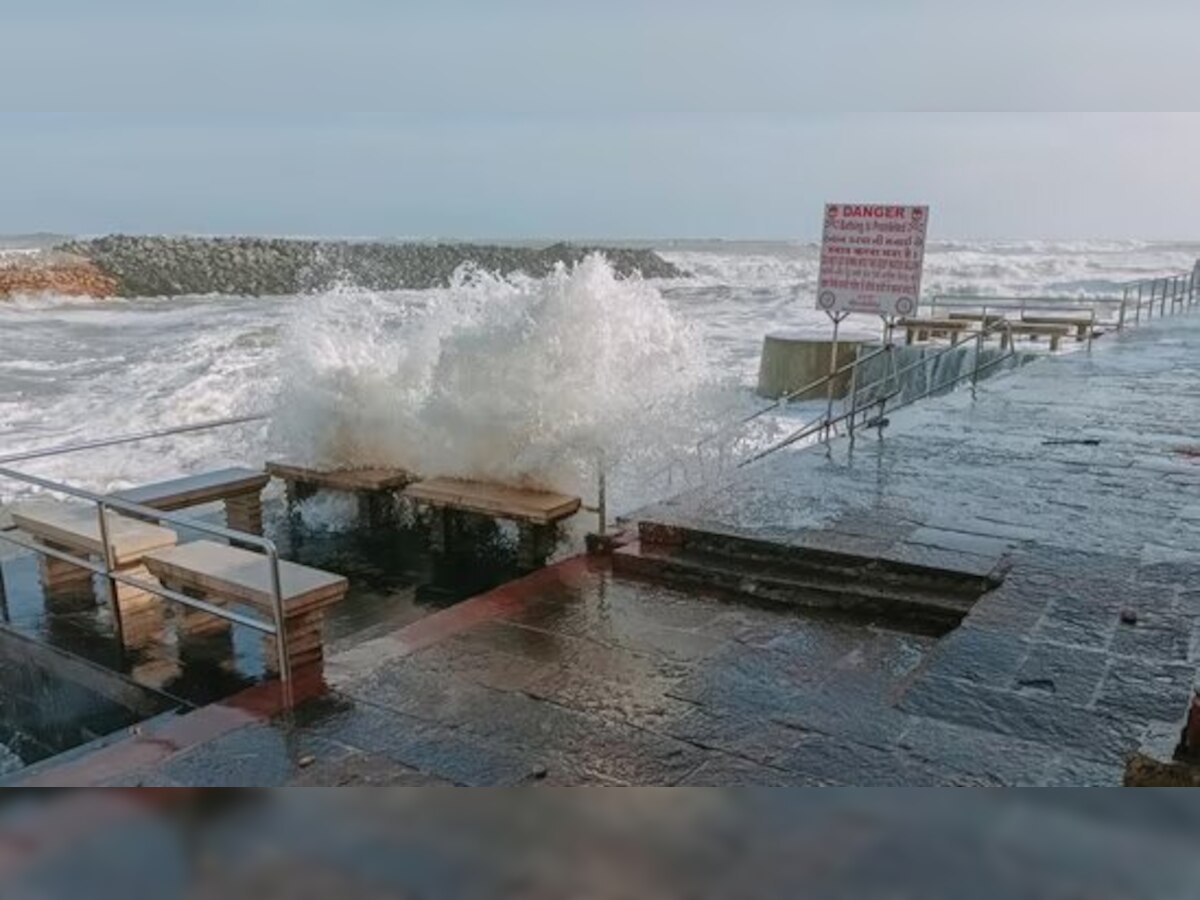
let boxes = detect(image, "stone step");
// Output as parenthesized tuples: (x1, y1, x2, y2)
(637, 520, 1004, 599)
(613, 541, 979, 632)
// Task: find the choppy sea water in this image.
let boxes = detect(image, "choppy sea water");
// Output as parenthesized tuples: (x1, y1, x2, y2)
(0, 239, 1196, 522)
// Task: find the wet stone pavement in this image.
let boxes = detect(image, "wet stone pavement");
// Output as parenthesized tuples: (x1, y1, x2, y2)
(25, 313, 1200, 786)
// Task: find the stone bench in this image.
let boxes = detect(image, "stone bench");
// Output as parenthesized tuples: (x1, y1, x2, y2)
(403, 477, 581, 571)
(946, 312, 1008, 327)
(1019, 314, 1093, 342)
(143, 540, 348, 676)
(265, 461, 417, 526)
(10, 502, 178, 643)
(111, 467, 270, 535)
(897, 317, 974, 345)
(1000, 322, 1071, 351)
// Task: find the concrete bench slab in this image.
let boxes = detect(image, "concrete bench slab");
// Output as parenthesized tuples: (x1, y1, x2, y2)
(111, 467, 270, 535)
(1020, 315, 1093, 341)
(143, 539, 348, 676)
(11, 501, 177, 567)
(1001, 322, 1071, 351)
(897, 317, 974, 346)
(404, 477, 581, 526)
(143, 540, 347, 616)
(265, 461, 416, 493)
(404, 477, 581, 572)
(265, 461, 417, 526)
(11, 501, 179, 644)
(112, 467, 268, 510)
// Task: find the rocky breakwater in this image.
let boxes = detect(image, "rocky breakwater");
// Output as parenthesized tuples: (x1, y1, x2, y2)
(0, 250, 118, 298)
(54, 235, 684, 297)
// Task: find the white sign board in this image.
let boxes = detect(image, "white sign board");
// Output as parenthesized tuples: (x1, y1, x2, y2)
(816, 204, 929, 317)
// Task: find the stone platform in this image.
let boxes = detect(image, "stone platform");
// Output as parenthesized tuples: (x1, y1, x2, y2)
(13, 314, 1200, 787)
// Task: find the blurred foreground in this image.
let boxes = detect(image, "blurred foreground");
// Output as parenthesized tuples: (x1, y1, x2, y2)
(3, 789, 1200, 898)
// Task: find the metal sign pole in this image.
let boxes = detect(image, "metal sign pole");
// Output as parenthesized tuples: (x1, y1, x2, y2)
(823, 310, 848, 442)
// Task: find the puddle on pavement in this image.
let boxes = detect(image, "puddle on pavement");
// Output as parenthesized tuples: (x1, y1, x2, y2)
(0, 627, 179, 778)
(0, 498, 530, 743)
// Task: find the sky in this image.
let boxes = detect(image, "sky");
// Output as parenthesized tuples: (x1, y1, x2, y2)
(1, 1, 1199, 240)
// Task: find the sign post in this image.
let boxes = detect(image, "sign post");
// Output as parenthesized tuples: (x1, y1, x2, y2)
(814, 203, 930, 442)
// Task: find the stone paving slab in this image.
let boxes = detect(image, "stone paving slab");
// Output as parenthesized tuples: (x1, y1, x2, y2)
(25, 315, 1200, 788)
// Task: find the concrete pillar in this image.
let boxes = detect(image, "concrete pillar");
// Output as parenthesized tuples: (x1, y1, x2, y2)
(756, 332, 863, 400)
(225, 493, 264, 535)
(517, 523, 555, 572)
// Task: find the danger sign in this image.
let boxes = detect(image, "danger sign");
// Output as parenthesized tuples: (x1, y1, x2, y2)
(816, 204, 929, 316)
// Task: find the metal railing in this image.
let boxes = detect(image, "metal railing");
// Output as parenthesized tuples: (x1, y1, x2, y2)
(0, 413, 295, 683)
(596, 260, 1200, 530)
(0, 413, 268, 466)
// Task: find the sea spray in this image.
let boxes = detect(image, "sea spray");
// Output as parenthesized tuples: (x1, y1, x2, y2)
(269, 254, 730, 504)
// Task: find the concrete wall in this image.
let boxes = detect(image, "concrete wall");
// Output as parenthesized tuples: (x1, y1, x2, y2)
(756, 333, 863, 400)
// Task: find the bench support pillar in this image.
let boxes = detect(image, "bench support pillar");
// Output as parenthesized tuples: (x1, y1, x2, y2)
(263, 608, 330, 677)
(111, 564, 167, 646)
(284, 479, 318, 514)
(162, 578, 231, 639)
(517, 523, 556, 572)
(356, 492, 393, 529)
(225, 493, 264, 536)
(36, 539, 95, 597)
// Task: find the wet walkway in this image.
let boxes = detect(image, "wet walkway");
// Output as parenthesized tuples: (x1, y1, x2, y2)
(15, 314, 1200, 786)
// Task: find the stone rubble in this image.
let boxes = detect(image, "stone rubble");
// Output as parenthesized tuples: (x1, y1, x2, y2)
(46, 235, 683, 298)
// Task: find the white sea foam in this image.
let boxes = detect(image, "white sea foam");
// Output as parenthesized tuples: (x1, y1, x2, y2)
(269, 255, 730, 503)
(2, 240, 1197, 522)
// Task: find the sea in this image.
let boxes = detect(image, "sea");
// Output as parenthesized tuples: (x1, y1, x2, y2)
(1, 237, 1198, 524)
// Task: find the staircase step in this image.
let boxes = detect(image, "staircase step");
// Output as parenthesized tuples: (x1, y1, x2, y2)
(613, 542, 979, 632)
(637, 520, 1005, 598)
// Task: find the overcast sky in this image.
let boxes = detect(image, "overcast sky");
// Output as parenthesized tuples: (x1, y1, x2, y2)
(2, 1, 1199, 239)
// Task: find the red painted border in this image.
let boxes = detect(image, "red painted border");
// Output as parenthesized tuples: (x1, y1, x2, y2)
(12, 554, 597, 788)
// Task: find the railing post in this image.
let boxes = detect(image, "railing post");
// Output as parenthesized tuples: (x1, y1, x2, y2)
(268, 546, 291, 687)
(1136, 282, 1143, 323)
(596, 451, 607, 537)
(970, 325, 984, 400)
(1160, 278, 1167, 316)
(95, 500, 124, 647)
(1118, 286, 1128, 330)
(0, 558, 9, 624)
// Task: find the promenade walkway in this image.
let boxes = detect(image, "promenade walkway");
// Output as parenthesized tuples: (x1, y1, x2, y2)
(16, 313, 1200, 787)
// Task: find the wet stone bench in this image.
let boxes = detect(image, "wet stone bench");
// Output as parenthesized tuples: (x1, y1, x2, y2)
(265, 461, 417, 527)
(142, 540, 348, 677)
(897, 317, 974, 345)
(1019, 315, 1094, 342)
(999, 322, 1071, 351)
(9, 502, 178, 645)
(110, 467, 270, 535)
(404, 477, 582, 572)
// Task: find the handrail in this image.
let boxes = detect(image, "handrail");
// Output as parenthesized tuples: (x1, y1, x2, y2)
(0, 462, 293, 685)
(611, 263, 1199, 515)
(0, 412, 269, 466)
(739, 318, 1019, 466)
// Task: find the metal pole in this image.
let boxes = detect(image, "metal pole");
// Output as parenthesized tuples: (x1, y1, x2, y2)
(823, 312, 845, 442)
(1136, 282, 1143, 324)
(596, 451, 607, 537)
(846, 347, 861, 447)
(268, 547, 292, 689)
(0, 413, 268, 466)
(971, 318, 986, 399)
(0, 560, 9, 624)
(95, 500, 124, 647)
(1118, 286, 1127, 330)
(1160, 278, 1167, 316)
